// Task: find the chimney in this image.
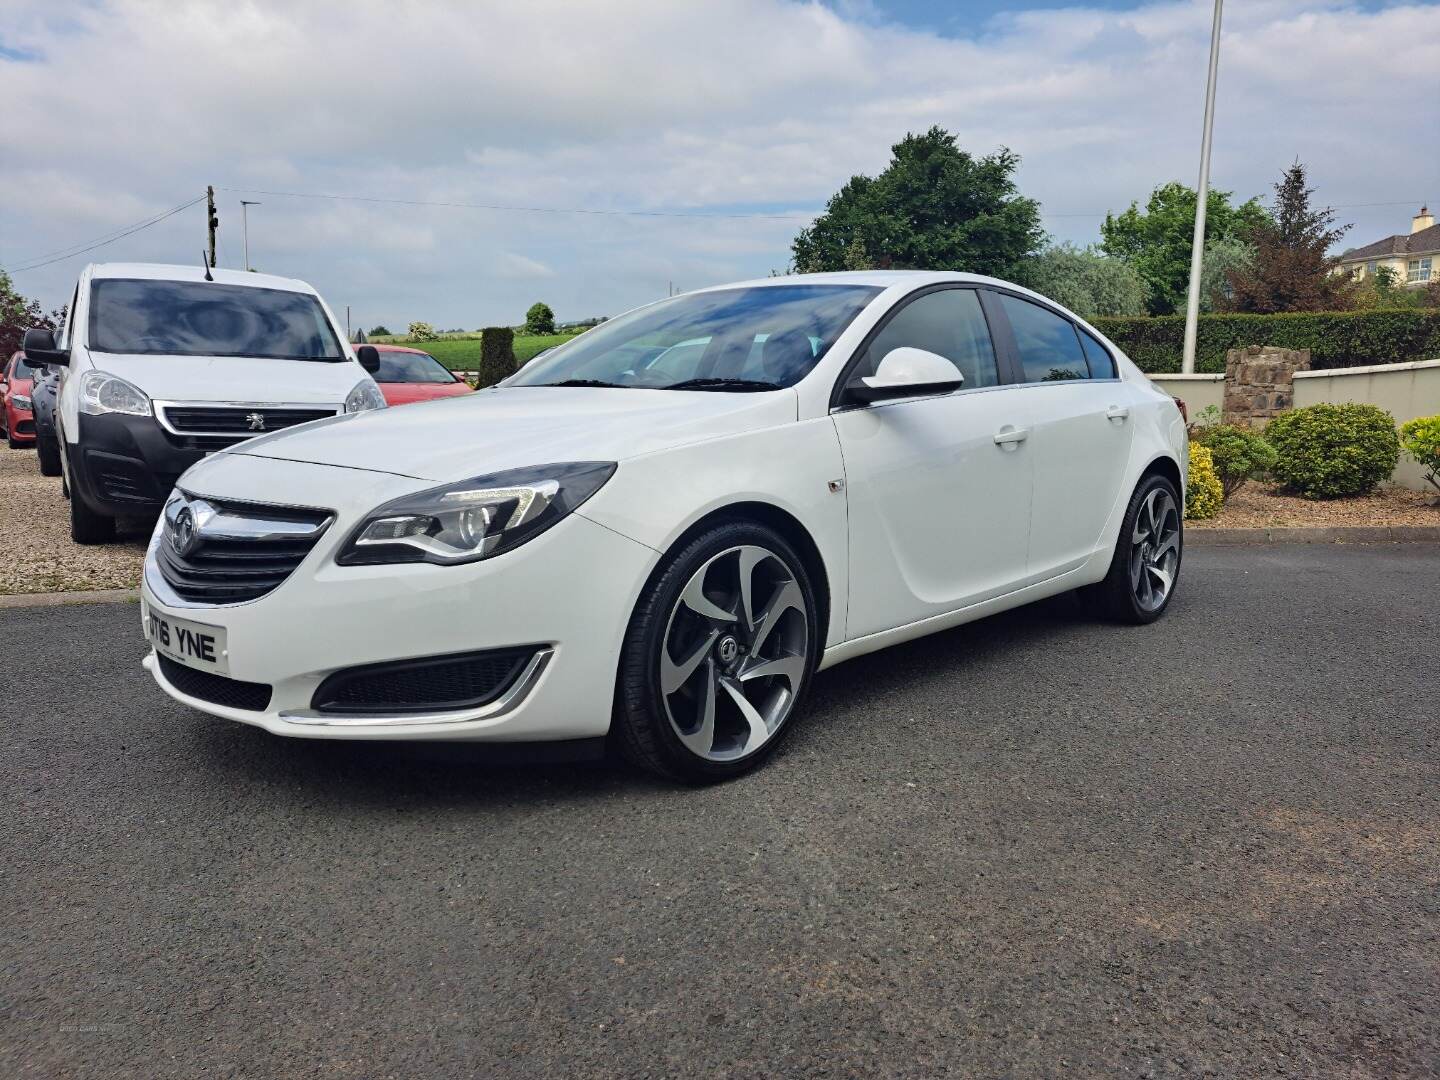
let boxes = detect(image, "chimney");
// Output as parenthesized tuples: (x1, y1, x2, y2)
(1414, 205, 1435, 233)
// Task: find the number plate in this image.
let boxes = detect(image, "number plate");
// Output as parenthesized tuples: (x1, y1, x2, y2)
(146, 608, 230, 675)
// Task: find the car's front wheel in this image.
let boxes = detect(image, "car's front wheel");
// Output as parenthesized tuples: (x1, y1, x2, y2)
(613, 521, 819, 782)
(1086, 472, 1183, 624)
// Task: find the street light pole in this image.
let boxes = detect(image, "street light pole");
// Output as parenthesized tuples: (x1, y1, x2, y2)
(240, 200, 261, 271)
(1182, 0, 1223, 375)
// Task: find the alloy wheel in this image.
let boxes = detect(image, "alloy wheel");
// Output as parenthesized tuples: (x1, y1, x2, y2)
(660, 544, 809, 762)
(1130, 487, 1180, 612)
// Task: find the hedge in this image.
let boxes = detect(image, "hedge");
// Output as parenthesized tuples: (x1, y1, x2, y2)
(1091, 308, 1440, 374)
(476, 327, 517, 387)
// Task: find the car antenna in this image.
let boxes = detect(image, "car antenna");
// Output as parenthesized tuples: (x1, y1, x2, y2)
(202, 251, 213, 282)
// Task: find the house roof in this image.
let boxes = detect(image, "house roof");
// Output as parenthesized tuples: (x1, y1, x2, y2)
(1341, 222, 1440, 262)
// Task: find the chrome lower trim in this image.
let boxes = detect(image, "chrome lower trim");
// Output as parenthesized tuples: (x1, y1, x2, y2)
(279, 648, 554, 727)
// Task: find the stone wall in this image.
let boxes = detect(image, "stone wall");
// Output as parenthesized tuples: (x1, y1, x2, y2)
(1222, 346, 1311, 427)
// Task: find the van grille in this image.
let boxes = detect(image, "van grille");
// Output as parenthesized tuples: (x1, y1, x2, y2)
(158, 405, 337, 450)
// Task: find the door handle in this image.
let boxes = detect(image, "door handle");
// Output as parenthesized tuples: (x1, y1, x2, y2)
(993, 426, 1029, 446)
(1106, 405, 1130, 422)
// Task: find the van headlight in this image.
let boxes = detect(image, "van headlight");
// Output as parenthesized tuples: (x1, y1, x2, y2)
(336, 462, 617, 566)
(345, 378, 387, 413)
(79, 371, 151, 416)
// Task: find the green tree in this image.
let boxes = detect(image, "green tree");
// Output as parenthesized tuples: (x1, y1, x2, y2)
(368, 324, 392, 337)
(0, 270, 62, 358)
(1197, 237, 1255, 313)
(1101, 182, 1268, 315)
(792, 127, 1043, 279)
(1020, 244, 1147, 318)
(524, 302, 556, 336)
(1226, 163, 1355, 313)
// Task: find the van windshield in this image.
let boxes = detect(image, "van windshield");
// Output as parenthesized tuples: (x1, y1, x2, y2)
(88, 279, 345, 360)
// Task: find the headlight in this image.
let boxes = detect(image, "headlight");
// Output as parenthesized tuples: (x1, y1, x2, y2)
(336, 462, 616, 566)
(12, 394, 32, 410)
(79, 370, 151, 417)
(345, 378, 387, 413)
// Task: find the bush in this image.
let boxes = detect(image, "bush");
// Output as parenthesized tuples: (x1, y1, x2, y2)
(524, 302, 556, 336)
(1265, 403, 1401, 499)
(368, 324, 392, 337)
(1091, 308, 1440, 374)
(1399, 415, 1440, 496)
(477, 327, 516, 387)
(1192, 423, 1278, 498)
(408, 321, 439, 342)
(1185, 444, 1224, 520)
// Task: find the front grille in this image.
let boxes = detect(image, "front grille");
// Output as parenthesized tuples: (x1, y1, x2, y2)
(159, 405, 337, 450)
(157, 495, 332, 604)
(158, 654, 272, 712)
(311, 648, 539, 714)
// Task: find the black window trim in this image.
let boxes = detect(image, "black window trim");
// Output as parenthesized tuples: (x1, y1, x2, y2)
(828, 283, 1009, 411)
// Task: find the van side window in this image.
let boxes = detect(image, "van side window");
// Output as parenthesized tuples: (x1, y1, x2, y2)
(856, 289, 998, 389)
(997, 294, 1089, 382)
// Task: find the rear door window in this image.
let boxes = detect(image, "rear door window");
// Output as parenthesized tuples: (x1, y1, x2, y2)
(997, 294, 1089, 383)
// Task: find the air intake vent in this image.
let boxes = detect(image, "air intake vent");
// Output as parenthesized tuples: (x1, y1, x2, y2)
(158, 654, 272, 712)
(311, 648, 540, 714)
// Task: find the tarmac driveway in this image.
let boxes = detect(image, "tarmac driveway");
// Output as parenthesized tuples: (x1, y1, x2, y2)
(2, 543, 1437, 1078)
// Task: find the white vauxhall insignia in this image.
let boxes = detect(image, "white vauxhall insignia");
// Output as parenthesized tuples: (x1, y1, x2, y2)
(141, 271, 1188, 781)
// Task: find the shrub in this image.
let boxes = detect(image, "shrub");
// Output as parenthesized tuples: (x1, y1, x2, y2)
(368, 324, 392, 337)
(1399, 415, 1440, 496)
(1265, 403, 1401, 499)
(1193, 423, 1278, 498)
(1186, 444, 1224, 520)
(477, 327, 516, 387)
(1091, 308, 1440, 374)
(524, 302, 556, 336)
(408, 321, 439, 342)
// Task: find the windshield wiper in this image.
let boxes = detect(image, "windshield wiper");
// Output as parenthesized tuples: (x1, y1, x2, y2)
(536, 378, 630, 388)
(663, 377, 783, 392)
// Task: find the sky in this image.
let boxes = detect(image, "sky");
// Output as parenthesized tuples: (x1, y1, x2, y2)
(1, 0, 1436, 331)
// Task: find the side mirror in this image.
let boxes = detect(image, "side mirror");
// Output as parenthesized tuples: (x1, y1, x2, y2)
(847, 347, 963, 404)
(356, 344, 381, 374)
(22, 328, 70, 367)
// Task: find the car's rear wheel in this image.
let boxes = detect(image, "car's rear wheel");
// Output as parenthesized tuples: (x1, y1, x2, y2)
(613, 521, 819, 783)
(65, 459, 116, 544)
(36, 435, 61, 476)
(1086, 472, 1182, 624)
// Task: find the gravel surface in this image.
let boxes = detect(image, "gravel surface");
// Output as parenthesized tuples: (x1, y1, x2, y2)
(1190, 482, 1439, 530)
(3, 544, 1438, 1078)
(0, 447, 148, 594)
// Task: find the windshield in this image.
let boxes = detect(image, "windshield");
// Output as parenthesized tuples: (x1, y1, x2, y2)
(88, 279, 345, 360)
(509, 284, 881, 390)
(373, 350, 458, 384)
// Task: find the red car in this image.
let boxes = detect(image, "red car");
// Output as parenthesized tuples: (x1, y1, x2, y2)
(368, 344, 474, 406)
(1, 350, 39, 449)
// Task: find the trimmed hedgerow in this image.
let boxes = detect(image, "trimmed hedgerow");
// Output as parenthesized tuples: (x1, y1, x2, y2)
(1185, 444, 1224, 520)
(476, 327, 517, 388)
(1091, 308, 1440, 374)
(1265, 402, 1401, 499)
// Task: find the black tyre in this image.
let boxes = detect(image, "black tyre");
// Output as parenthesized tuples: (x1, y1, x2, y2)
(36, 435, 61, 476)
(66, 461, 116, 544)
(5, 429, 21, 451)
(613, 520, 820, 783)
(1085, 472, 1182, 625)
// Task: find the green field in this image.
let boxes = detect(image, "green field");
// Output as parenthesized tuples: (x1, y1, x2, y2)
(372, 331, 583, 370)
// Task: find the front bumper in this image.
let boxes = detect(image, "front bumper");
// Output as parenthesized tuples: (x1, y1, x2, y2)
(140, 459, 658, 741)
(68, 412, 207, 515)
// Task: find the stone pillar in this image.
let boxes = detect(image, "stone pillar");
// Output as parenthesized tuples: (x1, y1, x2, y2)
(1222, 346, 1310, 427)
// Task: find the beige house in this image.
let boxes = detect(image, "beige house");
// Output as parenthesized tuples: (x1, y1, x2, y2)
(1338, 205, 1437, 286)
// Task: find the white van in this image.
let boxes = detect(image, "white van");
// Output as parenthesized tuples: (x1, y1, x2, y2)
(22, 262, 385, 543)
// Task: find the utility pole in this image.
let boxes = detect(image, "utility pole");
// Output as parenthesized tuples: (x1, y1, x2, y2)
(1181, 0, 1223, 374)
(240, 200, 261, 271)
(346, 305, 351, 340)
(206, 185, 218, 269)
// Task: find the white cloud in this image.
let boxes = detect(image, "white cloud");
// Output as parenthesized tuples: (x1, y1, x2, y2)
(1, 0, 1436, 328)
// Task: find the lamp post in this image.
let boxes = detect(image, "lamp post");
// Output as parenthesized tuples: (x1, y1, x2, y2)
(1182, 0, 1223, 374)
(240, 200, 261, 271)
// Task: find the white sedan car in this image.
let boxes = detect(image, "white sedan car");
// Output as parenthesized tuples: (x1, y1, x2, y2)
(141, 271, 1187, 782)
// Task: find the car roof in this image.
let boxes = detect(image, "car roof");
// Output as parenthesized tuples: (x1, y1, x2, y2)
(369, 343, 434, 355)
(87, 262, 319, 294)
(689, 270, 1005, 293)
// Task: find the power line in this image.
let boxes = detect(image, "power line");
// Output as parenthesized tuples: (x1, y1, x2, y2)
(1042, 199, 1427, 220)
(216, 186, 819, 221)
(6, 195, 207, 273)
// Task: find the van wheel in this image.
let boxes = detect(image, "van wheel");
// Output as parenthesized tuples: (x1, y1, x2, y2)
(66, 462, 116, 544)
(36, 436, 62, 477)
